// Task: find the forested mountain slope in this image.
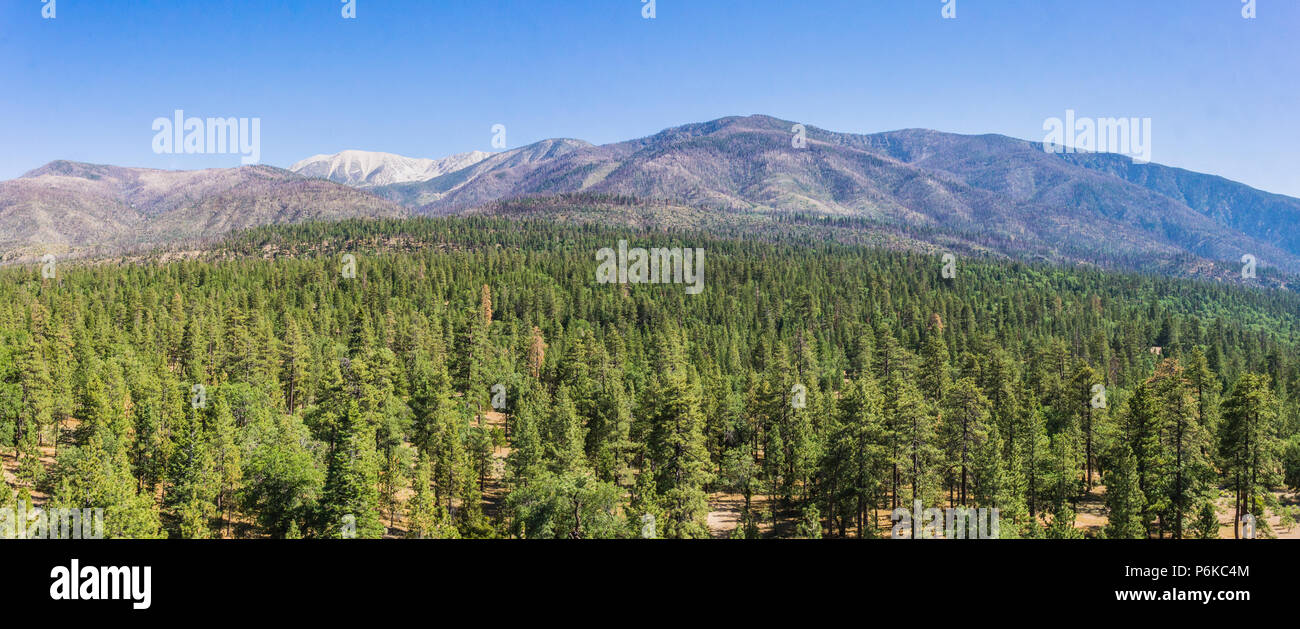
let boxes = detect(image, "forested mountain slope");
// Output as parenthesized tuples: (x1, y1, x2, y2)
(380, 116, 1300, 275)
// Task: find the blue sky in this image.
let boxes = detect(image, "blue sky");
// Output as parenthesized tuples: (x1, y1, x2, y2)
(2, 0, 1296, 196)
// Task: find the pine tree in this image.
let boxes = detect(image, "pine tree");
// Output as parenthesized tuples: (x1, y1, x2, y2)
(15, 332, 53, 459)
(50, 429, 164, 538)
(527, 326, 546, 379)
(1220, 373, 1283, 538)
(280, 317, 311, 412)
(1122, 381, 1166, 536)
(406, 455, 458, 539)
(643, 333, 712, 538)
(873, 322, 911, 509)
(1189, 500, 1219, 539)
(919, 315, 950, 402)
(240, 412, 321, 538)
(165, 400, 218, 539)
(1021, 392, 1052, 519)
(1103, 445, 1146, 539)
(506, 470, 623, 539)
(546, 385, 587, 474)
(209, 390, 243, 537)
(895, 381, 942, 508)
(507, 380, 547, 487)
(823, 373, 886, 537)
(1070, 364, 1104, 489)
(943, 377, 990, 507)
(591, 370, 635, 486)
(379, 441, 408, 529)
(319, 397, 384, 538)
(1150, 359, 1211, 538)
(128, 371, 169, 496)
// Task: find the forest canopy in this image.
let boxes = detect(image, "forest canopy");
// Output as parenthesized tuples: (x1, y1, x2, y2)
(2, 217, 1298, 539)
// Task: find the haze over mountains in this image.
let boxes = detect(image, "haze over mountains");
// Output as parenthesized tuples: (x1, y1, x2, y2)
(4, 115, 1298, 282)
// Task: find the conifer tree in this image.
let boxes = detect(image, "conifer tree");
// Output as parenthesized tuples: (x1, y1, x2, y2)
(507, 380, 547, 487)
(506, 470, 623, 539)
(166, 401, 218, 539)
(643, 333, 712, 538)
(1122, 381, 1166, 536)
(823, 373, 886, 537)
(241, 412, 321, 538)
(546, 385, 587, 474)
(406, 455, 458, 539)
(895, 381, 942, 508)
(1220, 373, 1283, 538)
(209, 390, 243, 537)
(1070, 364, 1103, 488)
(919, 315, 950, 402)
(13, 332, 53, 484)
(280, 317, 312, 412)
(51, 429, 164, 539)
(1103, 445, 1147, 539)
(943, 377, 990, 507)
(1150, 359, 1211, 538)
(319, 398, 384, 538)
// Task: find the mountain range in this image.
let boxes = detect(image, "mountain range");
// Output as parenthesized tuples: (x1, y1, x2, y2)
(4, 115, 1298, 282)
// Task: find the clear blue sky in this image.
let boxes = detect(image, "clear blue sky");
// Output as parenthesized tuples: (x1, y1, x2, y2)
(2, 0, 1296, 196)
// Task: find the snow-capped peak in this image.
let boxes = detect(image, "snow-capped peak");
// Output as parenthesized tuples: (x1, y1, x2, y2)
(289, 149, 492, 187)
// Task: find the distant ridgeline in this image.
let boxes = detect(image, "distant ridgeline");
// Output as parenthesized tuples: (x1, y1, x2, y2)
(1, 217, 1296, 539)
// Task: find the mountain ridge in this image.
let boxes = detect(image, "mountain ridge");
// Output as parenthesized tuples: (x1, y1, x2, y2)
(288, 149, 493, 188)
(4, 115, 1298, 283)
(361, 115, 1297, 274)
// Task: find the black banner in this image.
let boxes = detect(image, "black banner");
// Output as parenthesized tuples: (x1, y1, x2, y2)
(2, 540, 1284, 619)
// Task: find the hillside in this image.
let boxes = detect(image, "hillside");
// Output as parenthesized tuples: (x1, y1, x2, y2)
(375, 116, 1300, 275)
(0, 162, 406, 261)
